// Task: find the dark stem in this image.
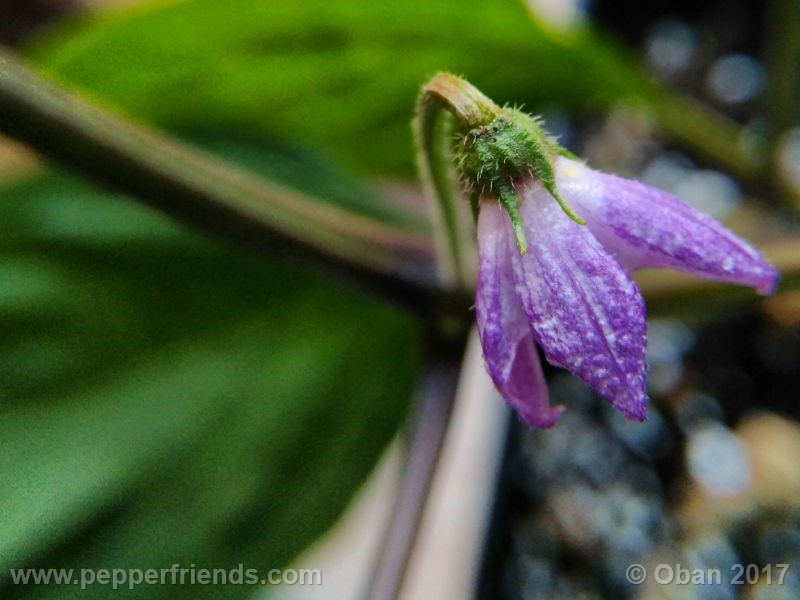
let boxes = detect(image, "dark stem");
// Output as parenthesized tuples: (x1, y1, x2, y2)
(0, 48, 440, 315)
(366, 338, 466, 600)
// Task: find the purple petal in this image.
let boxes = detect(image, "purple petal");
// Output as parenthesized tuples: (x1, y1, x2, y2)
(510, 182, 649, 420)
(476, 202, 564, 427)
(555, 158, 779, 295)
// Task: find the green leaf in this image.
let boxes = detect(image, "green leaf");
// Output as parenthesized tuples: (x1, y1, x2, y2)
(0, 141, 421, 597)
(25, 0, 659, 176)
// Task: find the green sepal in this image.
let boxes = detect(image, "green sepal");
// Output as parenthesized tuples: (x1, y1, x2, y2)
(544, 182, 586, 225)
(508, 111, 586, 226)
(455, 102, 585, 239)
(497, 184, 528, 254)
(469, 189, 480, 223)
(557, 147, 582, 161)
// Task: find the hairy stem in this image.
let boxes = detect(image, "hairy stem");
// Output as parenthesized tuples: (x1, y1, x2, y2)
(414, 73, 500, 290)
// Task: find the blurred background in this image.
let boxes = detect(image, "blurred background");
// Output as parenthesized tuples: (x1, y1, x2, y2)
(1, 1, 799, 599)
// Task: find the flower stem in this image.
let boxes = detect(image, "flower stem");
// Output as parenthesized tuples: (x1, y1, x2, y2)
(418, 73, 499, 131)
(414, 73, 500, 290)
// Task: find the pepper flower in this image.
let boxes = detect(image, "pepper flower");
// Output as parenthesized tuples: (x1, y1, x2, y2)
(474, 155, 778, 427)
(417, 74, 779, 428)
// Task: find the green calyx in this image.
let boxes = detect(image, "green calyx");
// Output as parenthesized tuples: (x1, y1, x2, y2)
(456, 108, 585, 254)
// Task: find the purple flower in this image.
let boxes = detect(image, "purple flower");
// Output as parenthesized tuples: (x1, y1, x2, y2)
(476, 156, 779, 428)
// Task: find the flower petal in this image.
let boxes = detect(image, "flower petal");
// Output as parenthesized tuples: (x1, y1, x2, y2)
(476, 202, 564, 427)
(556, 158, 779, 295)
(510, 183, 649, 420)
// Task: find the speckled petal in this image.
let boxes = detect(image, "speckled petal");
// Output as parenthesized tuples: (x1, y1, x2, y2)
(510, 182, 649, 420)
(476, 201, 565, 427)
(555, 157, 779, 295)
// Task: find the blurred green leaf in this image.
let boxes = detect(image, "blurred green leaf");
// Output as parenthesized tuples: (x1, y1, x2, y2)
(25, 0, 658, 176)
(0, 140, 421, 597)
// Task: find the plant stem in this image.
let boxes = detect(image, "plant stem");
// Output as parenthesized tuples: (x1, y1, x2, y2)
(761, 0, 800, 206)
(763, 0, 800, 139)
(366, 353, 464, 600)
(414, 73, 500, 290)
(651, 92, 765, 181)
(2, 49, 798, 311)
(0, 48, 440, 314)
